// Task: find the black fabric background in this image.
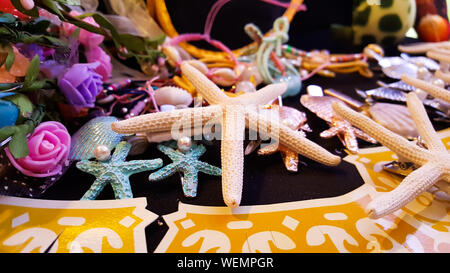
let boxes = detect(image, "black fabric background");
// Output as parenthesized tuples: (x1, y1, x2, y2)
(35, 0, 447, 252)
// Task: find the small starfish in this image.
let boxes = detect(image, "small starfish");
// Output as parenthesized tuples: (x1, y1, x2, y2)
(112, 62, 341, 207)
(332, 92, 450, 218)
(76, 141, 163, 200)
(149, 141, 221, 197)
(402, 75, 450, 103)
(301, 95, 377, 154)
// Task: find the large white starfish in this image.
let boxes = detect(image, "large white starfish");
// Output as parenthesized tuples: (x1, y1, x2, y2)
(401, 74, 450, 103)
(332, 92, 450, 218)
(112, 62, 341, 207)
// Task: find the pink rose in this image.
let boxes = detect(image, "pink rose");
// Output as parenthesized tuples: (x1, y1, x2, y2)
(85, 46, 112, 82)
(62, 11, 104, 49)
(6, 122, 71, 178)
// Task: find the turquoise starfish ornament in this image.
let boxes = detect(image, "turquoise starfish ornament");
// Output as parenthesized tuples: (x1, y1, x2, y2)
(77, 141, 163, 200)
(149, 140, 222, 197)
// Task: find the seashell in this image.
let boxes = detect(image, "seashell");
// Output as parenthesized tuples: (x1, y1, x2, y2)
(211, 68, 237, 86)
(69, 116, 123, 161)
(237, 63, 263, 85)
(125, 133, 149, 156)
(235, 81, 256, 93)
(154, 86, 193, 106)
(162, 46, 182, 67)
(278, 106, 308, 130)
(160, 104, 176, 112)
(368, 103, 418, 139)
(146, 131, 173, 143)
(184, 60, 209, 75)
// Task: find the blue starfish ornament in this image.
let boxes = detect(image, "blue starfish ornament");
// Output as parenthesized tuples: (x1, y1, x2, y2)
(77, 141, 163, 200)
(149, 140, 222, 197)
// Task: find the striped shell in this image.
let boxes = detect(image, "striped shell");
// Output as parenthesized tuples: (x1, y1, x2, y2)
(211, 68, 237, 86)
(69, 116, 123, 161)
(154, 86, 193, 106)
(368, 102, 418, 139)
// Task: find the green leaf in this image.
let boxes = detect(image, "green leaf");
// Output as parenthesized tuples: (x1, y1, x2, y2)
(146, 34, 166, 49)
(92, 13, 120, 41)
(40, 0, 64, 19)
(23, 55, 41, 88)
(5, 45, 15, 72)
(119, 34, 146, 52)
(28, 20, 52, 34)
(10, 0, 39, 17)
(55, 0, 81, 5)
(8, 127, 29, 158)
(3, 94, 35, 124)
(21, 80, 46, 91)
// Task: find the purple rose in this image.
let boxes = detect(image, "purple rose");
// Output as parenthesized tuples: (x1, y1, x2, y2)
(58, 63, 103, 108)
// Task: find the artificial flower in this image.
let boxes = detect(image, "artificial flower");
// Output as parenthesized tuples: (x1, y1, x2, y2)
(5, 121, 70, 177)
(58, 62, 103, 108)
(61, 11, 104, 50)
(85, 46, 112, 82)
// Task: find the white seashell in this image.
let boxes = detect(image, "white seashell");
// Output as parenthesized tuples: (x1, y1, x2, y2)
(237, 63, 263, 85)
(146, 131, 173, 143)
(211, 68, 237, 86)
(126, 133, 149, 156)
(185, 60, 209, 75)
(235, 81, 256, 93)
(162, 46, 181, 67)
(154, 86, 193, 106)
(160, 104, 176, 112)
(368, 103, 418, 139)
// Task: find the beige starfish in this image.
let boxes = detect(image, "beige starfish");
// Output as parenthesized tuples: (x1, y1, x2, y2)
(112, 62, 341, 207)
(332, 92, 450, 219)
(401, 75, 450, 103)
(425, 50, 450, 83)
(398, 41, 450, 54)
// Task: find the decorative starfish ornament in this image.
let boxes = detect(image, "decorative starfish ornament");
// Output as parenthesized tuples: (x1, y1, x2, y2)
(149, 139, 221, 197)
(332, 92, 450, 219)
(76, 141, 163, 200)
(112, 62, 341, 207)
(245, 104, 311, 172)
(402, 74, 450, 103)
(300, 95, 377, 154)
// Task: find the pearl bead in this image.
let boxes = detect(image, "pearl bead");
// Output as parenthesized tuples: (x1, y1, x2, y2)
(93, 145, 111, 161)
(417, 67, 430, 80)
(177, 137, 192, 153)
(414, 88, 428, 100)
(432, 78, 445, 89)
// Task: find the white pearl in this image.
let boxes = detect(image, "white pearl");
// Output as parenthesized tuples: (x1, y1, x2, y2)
(177, 137, 192, 153)
(414, 88, 428, 100)
(93, 145, 111, 161)
(432, 78, 445, 89)
(417, 67, 430, 80)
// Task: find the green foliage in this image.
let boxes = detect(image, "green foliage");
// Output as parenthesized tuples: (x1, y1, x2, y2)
(0, 104, 45, 158)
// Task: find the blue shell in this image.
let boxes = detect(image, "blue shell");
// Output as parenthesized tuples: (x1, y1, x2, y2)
(69, 116, 123, 161)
